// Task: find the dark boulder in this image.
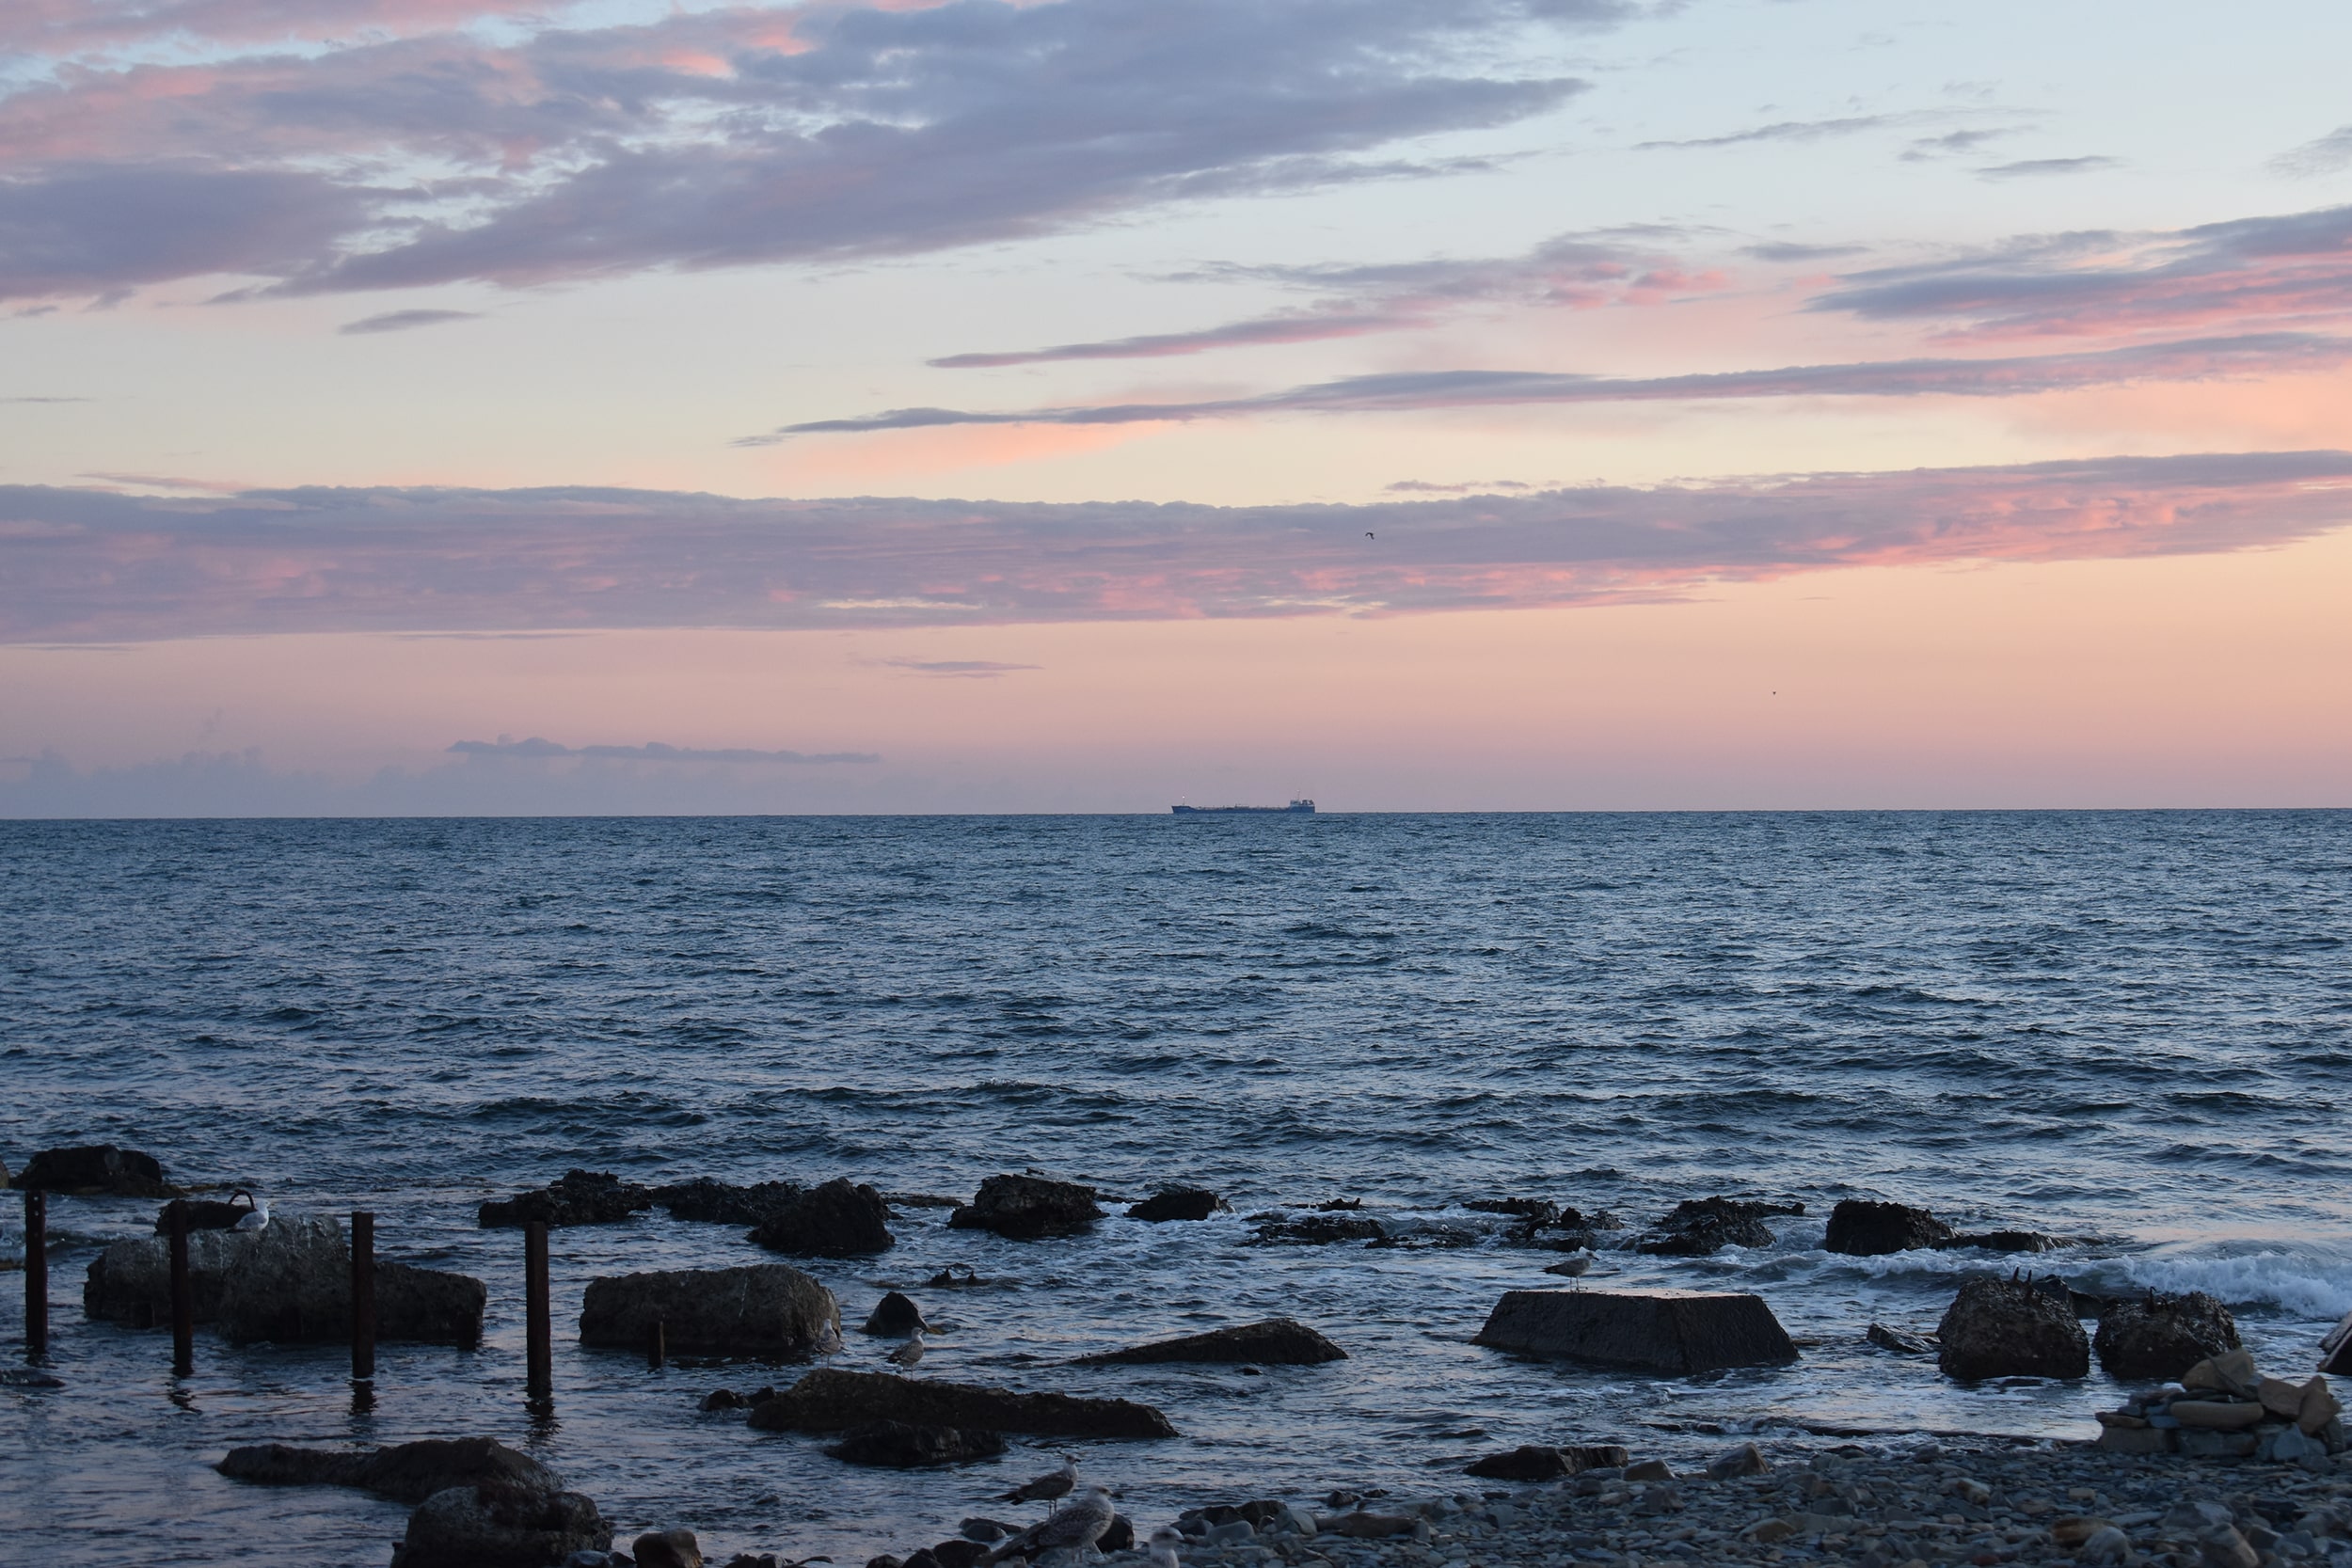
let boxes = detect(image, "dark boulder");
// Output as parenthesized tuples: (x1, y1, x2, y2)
(1823, 1199, 1955, 1257)
(478, 1169, 651, 1229)
(932, 1542, 989, 1568)
(1465, 1445, 1576, 1481)
(653, 1179, 804, 1227)
(1936, 1275, 2090, 1380)
(580, 1263, 840, 1358)
(14, 1145, 178, 1197)
(1098, 1516, 1135, 1554)
(1467, 1198, 1558, 1222)
(747, 1368, 1176, 1439)
(634, 1528, 704, 1568)
(2093, 1291, 2241, 1380)
(1127, 1188, 1229, 1223)
(1937, 1229, 2062, 1254)
(217, 1437, 561, 1504)
(1634, 1197, 1801, 1257)
(85, 1216, 484, 1346)
(1246, 1213, 1386, 1246)
(1073, 1318, 1345, 1367)
(1473, 1288, 1800, 1374)
(862, 1291, 929, 1337)
(947, 1175, 1103, 1241)
(391, 1483, 610, 1568)
(824, 1420, 1008, 1468)
(749, 1177, 894, 1258)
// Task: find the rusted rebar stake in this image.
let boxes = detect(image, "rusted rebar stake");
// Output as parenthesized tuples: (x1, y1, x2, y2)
(648, 1314, 664, 1370)
(167, 1201, 194, 1376)
(350, 1211, 376, 1383)
(524, 1220, 551, 1402)
(23, 1189, 48, 1359)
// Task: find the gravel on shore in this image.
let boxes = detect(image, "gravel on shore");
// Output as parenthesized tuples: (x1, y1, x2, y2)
(1087, 1441, 2352, 1568)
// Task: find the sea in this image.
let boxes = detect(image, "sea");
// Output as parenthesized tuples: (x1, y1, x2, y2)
(0, 812, 2347, 1566)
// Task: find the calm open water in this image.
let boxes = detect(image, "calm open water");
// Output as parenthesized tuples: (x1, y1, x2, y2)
(1, 813, 2348, 1566)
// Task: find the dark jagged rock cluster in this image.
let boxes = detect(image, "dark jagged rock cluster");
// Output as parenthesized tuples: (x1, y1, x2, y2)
(11, 1144, 181, 1197)
(480, 1170, 654, 1229)
(748, 1178, 894, 1258)
(1634, 1196, 1805, 1257)
(1822, 1197, 2061, 1258)
(947, 1175, 1103, 1240)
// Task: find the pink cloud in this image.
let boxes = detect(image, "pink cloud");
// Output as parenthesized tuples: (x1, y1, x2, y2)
(3, 450, 2347, 641)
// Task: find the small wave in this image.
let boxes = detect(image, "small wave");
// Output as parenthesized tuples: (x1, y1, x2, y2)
(2090, 1243, 2352, 1319)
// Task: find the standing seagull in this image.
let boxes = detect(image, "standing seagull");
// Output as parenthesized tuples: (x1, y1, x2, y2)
(1000, 1453, 1077, 1513)
(884, 1330, 925, 1373)
(984, 1485, 1113, 1564)
(1147, 1526, 1183, 1568)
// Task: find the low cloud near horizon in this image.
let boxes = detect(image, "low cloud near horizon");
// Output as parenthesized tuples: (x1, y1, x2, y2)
(5, 451, 2349, 642)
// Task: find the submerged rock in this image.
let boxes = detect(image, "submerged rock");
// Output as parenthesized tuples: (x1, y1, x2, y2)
(391, 1483, 611, 1568)
(13, 1145, 180, 1197)
(1823, 1199, 1955, 1256)
(748, 1177, 894, 1257)
(946, 1175, 1102, 1241)
(1936, 1274, 2090, 1380)
(747, 1367, 1176, 1438)
(1127, 1188, 1228, 1223)
(1867, 1323, 1937, 1356)
(216, 1437, 560, 1504)
(1475, 1287, 1800, 1374)
(1938, 1229, 2063, 1254)
(2093, 1291, 2241, 1380)
(1466, 1197, 1559, 1222)
(1072, 1317, 1345, 1366)
(84, 1215, 484, 1346)
(1633, 1196, 1801, 1257)
(579, 1263, 840, 1358)
(653, 1179, 804, 1227)
(479, 1170, 652, 1229)
(861, 1291, 929, 1337)
(1246, 1212, 1386, 1246)
(824, 1420, 1007, 1468)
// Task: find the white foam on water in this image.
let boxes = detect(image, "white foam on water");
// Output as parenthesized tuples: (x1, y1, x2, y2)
(2089, 1243, 2352, 1320)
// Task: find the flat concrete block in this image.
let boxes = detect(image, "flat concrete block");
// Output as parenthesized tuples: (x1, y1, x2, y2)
(1472, 1288, 1799, 1374)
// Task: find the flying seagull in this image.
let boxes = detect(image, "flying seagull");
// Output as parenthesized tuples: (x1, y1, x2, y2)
(984, 1485, 1114, 1563)
(1000, 1453, 1077, 1513)
(884, 1330, 925, 1373)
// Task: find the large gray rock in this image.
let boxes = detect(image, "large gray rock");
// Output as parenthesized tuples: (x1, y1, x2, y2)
(13, 1145, 179, 1197)
(83, 1216, 485, 1346)
(1471, 1289, 1800, 1374)
(948, 1175, 1103, 1240)
(747, 1177, 894, 1257)
(578, 1263, 840, 1358)
(216, 1438, 559, 1503)
(747, 1367, 1176, 1438)
(392, 1483, 610, 1568)
(1072, 1318, 1346, 1366)
(2094, 1292, 2240, 1380)
(1823, 1199, 1955, 1256)
(1936, 1275, 2090, 1380)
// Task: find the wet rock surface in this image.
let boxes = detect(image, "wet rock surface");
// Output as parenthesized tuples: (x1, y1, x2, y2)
(1824, 1199, 1955, 1256)
(1474, 1288, 1800, 1374)
(862, 1291, 929, 1337)
(1937, 1274, 2090, 1380)
(13, 1144, 179, 1197)
(83, 1215, 485, 1345)
(217, 1437, 561, 1503)
(479, 1170, 653, 1229)
(391, 1482, 611, 1568)
(1127, 1188, 1229, 1223)
(1073, 1318, 1346, 1367)
(2094, 1290, 2242, 1379)
(1633, 1196, 1803, 1257)
(823, 1420, 1008, 1468)
(946, 1175, 1103, 1241)
(653, 1179, 805, 1227)
(748, 1178, 895, 1258)
(746, 1367, 1176, 1438)
(579, 1263, 841, 1358)
(1245, 1212, 1387, 1246)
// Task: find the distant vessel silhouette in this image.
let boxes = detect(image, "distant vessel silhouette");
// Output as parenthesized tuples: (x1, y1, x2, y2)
(1170, 800, 1315, 815)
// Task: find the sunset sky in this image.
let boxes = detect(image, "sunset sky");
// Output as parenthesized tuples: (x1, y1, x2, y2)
(4, 0, 2349, 813)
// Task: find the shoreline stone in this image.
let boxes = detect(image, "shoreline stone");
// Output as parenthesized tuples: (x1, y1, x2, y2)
(1937, 1275, 2090, 1381)
(580, 1263, 841, 1359)
(947, 1175, 1103, 1241)
(1472, 1288, 1799, 1374)
(1071, 1318, 1345, 1367)
(746, 1367, 1176, 1438)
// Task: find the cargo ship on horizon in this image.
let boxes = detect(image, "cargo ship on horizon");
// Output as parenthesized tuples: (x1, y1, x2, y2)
(1171, 799, 1316, 815)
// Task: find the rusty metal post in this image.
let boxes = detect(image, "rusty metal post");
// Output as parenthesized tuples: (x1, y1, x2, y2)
(524, 1220, 551, 1402)
(350, 1211, 376, 1383)
(167, 1201, 193, 1376)
(23, 1189, 47, 1359)
(648, 1314, 665, 1370)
